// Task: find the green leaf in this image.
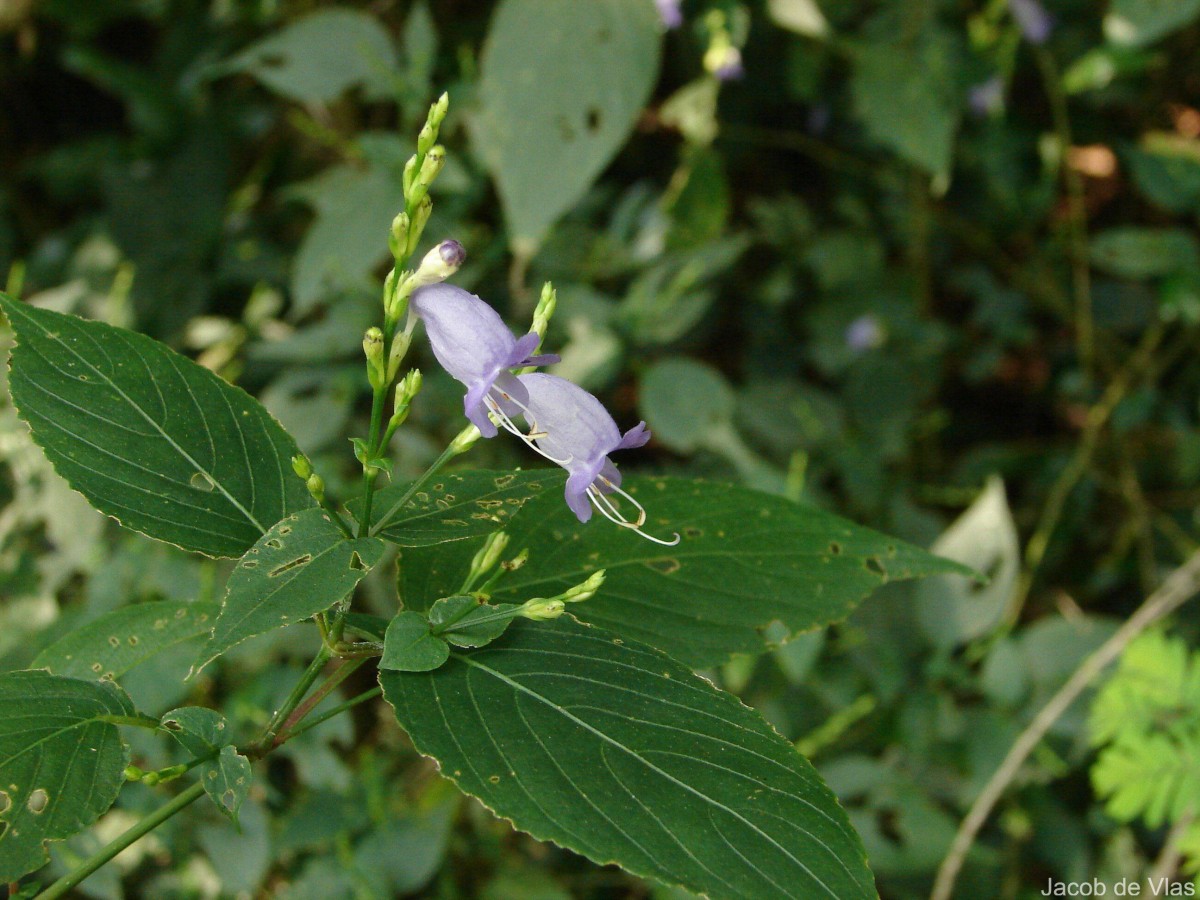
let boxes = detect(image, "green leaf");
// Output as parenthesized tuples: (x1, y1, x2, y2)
(0, 671, 135, 880)
(381, 612, 449, 672)
(429, 595, 519, 649)
(381, 616, 875, 899)
(851, 32, 960, 181)
(1091, 733, 1200, 828)
(1090, 227, 1200, 279)
(1089, 630, 1200, 747)
(0, 295, 314, 558)
(915, 476, 1019, 648)
(470, 0, 661, 253)
(161, 707, 250, 823)
(33, 600, 219, 681)
(402, 476, 970, 668)
(1105, 0, 1200, 47)
(195, 508, 385, 672)
(220, 9, 398, 103)
(356, 469, 560, 546)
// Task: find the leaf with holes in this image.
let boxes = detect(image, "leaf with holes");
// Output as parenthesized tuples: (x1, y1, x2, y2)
(0, 295, 314, 558)
(33, 600, 219, 681)
(351, 469, 561, 545)
(0, 671, 136, 880)
(399, 476, 971, 667)
(381, 616, 875, 899)
(195, 508, 386, 672)
(161, 707, 251, 823)
(470, 0, 661, 253)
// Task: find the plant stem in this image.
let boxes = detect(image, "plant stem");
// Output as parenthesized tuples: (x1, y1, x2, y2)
(255, 646, 332, 753)
(356, 387, 388, 539)
(369, 436, 469, 536)
(276, 686, 382, 745)
(270, 657, 368, 750)
(932, 547, 1200, 900)
(1035, 45, 1094, 388)
(36, 781, 206, 900)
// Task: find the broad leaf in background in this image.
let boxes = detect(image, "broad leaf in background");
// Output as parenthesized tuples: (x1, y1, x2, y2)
(161, 706, 251, 823)
(381, 616, 876, 900)
(33, 600, 219, 680)
(195, 508, 385, 671)
(1089, 227, 1200, 279)
(852, 29, 961, 184)
(0, 671, 136, 880)
(471, 0, 661, 253)
(356, 469, 562, 545)
(0, 296, 314, 558)
(286, 135, 408, 315)
(219, 9, 398, 103)
(915, 476, 1019, 649)
(1105, 0, 1200, 48)
(400, 475, 970, 668)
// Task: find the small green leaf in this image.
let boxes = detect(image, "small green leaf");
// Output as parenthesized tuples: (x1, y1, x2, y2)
(470, 0, 661, 252)
(429, 596, 519, 649)
(0, 671, 136, 880)
(353, 469, 558, 546)
(220, 9, 397, 103)
(0, 295, 314, 558)
(381, 612, 449, 672)
(195, 508, 385, 672)
(1090, 227, 1200, 279)
(33, 600, 219, 681)
(381, 617, 875, 899)
(160, 707, 251, 823)
(401, 476, 972, 667)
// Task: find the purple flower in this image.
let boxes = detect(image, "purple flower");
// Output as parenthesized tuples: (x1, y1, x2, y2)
(1008, 0, 1052, 44)
(409, 284, 557, 438)
(656, 0, 682, 29)
(845, 314, 886, 352)
(969, 76, 1005, 118)
(507, 373, 678, 545)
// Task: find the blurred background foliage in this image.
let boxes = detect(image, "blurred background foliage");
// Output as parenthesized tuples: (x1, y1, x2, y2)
(3, 0, 1200, 896)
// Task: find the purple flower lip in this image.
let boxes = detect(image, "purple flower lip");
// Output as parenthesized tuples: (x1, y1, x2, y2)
(656, 0, 682, 29)
(409, 284, 558, 438)
(485, 373, 678, 546)
(1008, 0, 1053, 44)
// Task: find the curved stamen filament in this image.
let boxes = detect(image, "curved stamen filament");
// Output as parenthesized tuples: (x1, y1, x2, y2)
(484, 394, 573, 466)
(588, 480, 680, 547)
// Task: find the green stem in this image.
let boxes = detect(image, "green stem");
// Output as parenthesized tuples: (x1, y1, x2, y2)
(36, 781, 206, 900)
(276, 686, 382, 745)
(356, 388, 388, 539)
(270, 657, 368, 750)
(369, 439, 467, 537)
(256, 646, 332, 751)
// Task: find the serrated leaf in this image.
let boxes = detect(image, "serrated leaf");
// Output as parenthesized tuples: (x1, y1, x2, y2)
(0, 295, 314, 558)
(33, 601, 219, 681)
(160, 707, 251, 824)
(354, 469, 558, 546)
(0, 671, 135, 880)
(401, 475, 971, 668)
(381, 612, 449, 672)
(470, 0, 661, 252)
(220, 9, 398, 103)
(195, 508, 386, 671)
(381, 616, 875, 899)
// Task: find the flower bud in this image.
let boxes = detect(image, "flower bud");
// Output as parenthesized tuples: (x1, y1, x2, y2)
(306, 473, 325, 503)
(468, 531, 510, 585)
(407, 194, 434, 256)
(449, 424, 482, 454)
(363, 327, 386, 390)
(562, 569, 606, 604)
(521, 598, 565, 621)
(388, 211, 410, 260)
(501, 548, 529, 572)
(387, 330, 413, 381)
(390, 368, 422, 426)
(408, 239, 466, 291)
(418, 145, 446, 187)
(531, 281, 557, 342)
(291, 454, 312, 480)
(704, 41, 743, 81)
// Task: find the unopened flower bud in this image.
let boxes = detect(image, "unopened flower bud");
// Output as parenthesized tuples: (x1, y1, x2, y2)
(390, 368, 422, 427)
(530, 282, 557, 342)
(408, 239, 466, 291)
(704, 41, 743, 81)
(306, 473, 325, 503)
(387, 331, 413, 381)
(418, 145, 446, 187)
(521, 598, 565, 621)
(501, 548, 529, 572)
(403, 154, 420, 196)
(469, 532, 510, 585)
(363, 327, 386, 390)
(291, 454, 312, 480)
(449, 424, 481, 455)
(407, 194, 434, 256)
(389, 211, 410, 260)
(562, 569, 606, 604)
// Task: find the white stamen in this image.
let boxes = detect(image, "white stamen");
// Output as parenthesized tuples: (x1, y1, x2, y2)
(485, 395, 573, 466)
(588, 481, 680, 547)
